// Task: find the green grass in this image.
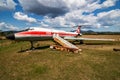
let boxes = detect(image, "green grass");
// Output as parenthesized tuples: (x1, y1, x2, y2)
(0, 39, 120, 80)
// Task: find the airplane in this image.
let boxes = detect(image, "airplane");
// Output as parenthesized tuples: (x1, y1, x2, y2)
(6, 26, 115, 50)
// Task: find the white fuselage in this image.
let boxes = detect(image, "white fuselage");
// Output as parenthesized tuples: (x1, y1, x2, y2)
(14, 27, 78, 41)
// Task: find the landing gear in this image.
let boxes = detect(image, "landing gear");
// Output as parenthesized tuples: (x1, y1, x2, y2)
(30, 41, 35, 50)
(18, 41, 36, 53)
(80, 40, 84, 44)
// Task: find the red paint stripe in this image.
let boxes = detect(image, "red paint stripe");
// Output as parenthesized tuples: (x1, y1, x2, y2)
(17, 31, 77, 37)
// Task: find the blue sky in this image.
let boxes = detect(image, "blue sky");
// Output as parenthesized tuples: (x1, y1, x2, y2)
(0, 0, 120, 32)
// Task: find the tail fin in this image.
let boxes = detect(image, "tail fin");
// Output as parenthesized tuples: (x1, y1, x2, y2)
(76, 26, 82, 36)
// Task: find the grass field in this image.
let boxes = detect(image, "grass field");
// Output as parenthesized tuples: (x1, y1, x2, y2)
(0, 35, 120, 80)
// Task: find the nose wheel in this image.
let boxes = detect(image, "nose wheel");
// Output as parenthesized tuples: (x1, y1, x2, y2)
(80, 40, 84, 44)
(30, 41, 35, 50)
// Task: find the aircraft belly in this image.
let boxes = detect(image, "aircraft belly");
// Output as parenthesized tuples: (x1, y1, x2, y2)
(15, 36, 53, 41)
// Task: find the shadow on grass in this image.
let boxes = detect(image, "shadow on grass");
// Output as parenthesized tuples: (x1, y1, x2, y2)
(18, 45, 50, 53)
(84, 41, 120, 45)
(73, 41, 116, 45)
(84, 43, 113, 45)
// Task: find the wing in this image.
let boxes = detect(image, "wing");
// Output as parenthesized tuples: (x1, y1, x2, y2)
(64, 37, 115, 41)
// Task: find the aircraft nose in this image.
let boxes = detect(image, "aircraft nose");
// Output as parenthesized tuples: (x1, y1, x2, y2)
(6, 34, 15, 40)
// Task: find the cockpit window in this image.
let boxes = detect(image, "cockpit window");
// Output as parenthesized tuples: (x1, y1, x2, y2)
(25, 28, 34, 31)
(19, 28, 34, 32)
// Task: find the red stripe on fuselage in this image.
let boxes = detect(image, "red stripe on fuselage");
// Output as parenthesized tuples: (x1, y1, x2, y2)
(17, 31, 77, 37)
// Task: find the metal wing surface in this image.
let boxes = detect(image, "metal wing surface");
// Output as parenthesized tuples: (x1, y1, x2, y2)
(64, 37, 115, 41)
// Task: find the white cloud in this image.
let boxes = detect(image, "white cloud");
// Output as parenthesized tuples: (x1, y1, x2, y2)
(0, 22, 19, 31)
(19, 0, 117, 17)
(102, 0, 117, 8)
(18, 0, 100, 17)
(81, 0, 117, 13)
(0, 0, 16, 11)
(14, 12, 37, 23)
(98, 9, 120, 18)
(17, 0, 120, 31)
(41, 16, 66, 28)
(42, 10, 96, 28)
(19, 0, 69, 17)
(41, 9, 120, 30)
(97, 9, 120, 27)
